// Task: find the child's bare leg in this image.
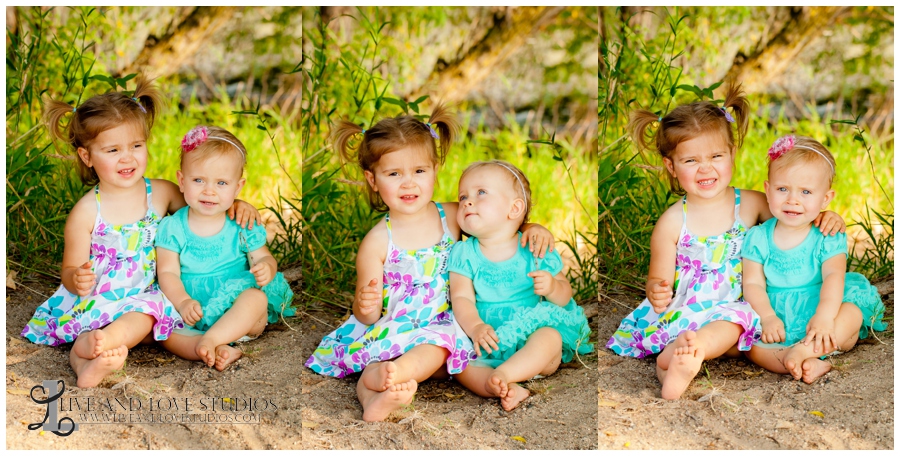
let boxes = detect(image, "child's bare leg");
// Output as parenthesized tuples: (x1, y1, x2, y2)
(196, 289, 268, 367)
(483, 327, 562, 410)
(783, 303, 863, 382)
(360, 344, 449, 392)
(357, 379, 418, 422)
(659, 322, 742, 400)
(161, 333, 203, 360)
(72, 312, 155, 359)
(70, 345, 128, 388)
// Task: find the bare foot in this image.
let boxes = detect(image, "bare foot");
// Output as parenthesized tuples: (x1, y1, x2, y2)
(800, 358, 832, 384)
(76, 345, 127, 388)
(361, 361, 397, 392)
(196, 337, 217, 367)
(361, 379, 417, 422)
(214, 345, 242, 371)
(782, 346, 806, 380)
(73, 329, 109, 360)
(486, 371, 510, 398)
(500, 383, 530, 411)
(660, 347, 704, 400)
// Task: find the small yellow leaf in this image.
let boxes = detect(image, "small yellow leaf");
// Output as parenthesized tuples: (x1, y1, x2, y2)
(809, 411, 824, 418)
(224, 398, 233, 404)
(39, 431, 45, 436)
(624, 442, 630, 448)
(510, 436, 526, 443)
(7, 389, 30, 396)
(302, 421, 319, 429)
(598, 400, 618, 407)
(311, 325, 317, 330)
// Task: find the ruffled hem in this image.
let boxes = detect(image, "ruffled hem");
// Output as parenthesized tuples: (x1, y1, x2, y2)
(193, 272, 295, 332)
(606, 298, 761, 358)
(845, 272, 888, 339)
(475, 300, 594, 367)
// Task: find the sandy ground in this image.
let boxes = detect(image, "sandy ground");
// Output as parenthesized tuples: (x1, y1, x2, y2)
(597, 280, 894, 450)
(299, 300, 599, 450)
(5, 281, 303, 450)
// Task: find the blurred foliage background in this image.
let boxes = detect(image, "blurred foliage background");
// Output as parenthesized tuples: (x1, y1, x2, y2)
(600, 6, 894, 298)
(301, 6, 599, 315)
(6, 6, 302, 283)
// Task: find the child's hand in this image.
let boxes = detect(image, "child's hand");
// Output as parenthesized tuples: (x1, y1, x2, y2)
(521, 224, 554, 259)
(760, 315, 786, 344)
(814, 211, 846, 236)
(178, 299, 203, 326)
(528, 270, 557, 297)
(356, 278, 382, 317)
(471, 323, 499, 357)
(228, 200, 263, 230)
(74, 261, 96, 296)
(250, 262, 274, 287)
(803, 314, 837, 354)
(647, 280, 673, 314)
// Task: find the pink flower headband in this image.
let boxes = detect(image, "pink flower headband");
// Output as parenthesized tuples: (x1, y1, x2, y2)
(181, 126, 244, 158)
(767, 134, 834, 174)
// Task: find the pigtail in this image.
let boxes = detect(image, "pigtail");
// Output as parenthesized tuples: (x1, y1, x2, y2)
(131, 76, 165, 135)
(43, 98, 78, 146)
(721, 81, 749, 150)
(331, 120, 365, 168)
(627, 108, 662, 157)
(426, 103, 460, 166)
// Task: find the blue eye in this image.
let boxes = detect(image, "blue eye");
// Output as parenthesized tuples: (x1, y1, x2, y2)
(478, 189, 486, 195)
(218, 181, 228, 186)
(459, 195, 467, 202)
(194, 178, 203, 184)
(802, 189, 811, 195)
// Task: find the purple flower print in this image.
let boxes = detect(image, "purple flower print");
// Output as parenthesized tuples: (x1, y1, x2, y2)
(351, 350, 371, 366)
(155, 314, 175, 337)
(87, 313, 112, 331)
(388, 249, 401, 264)
(421, 282, 435, 304)
(62, 320, 83, 337)
(378, 344, 403, 361)
(648, 330, 670, 347)
(680, 234, 692, 248)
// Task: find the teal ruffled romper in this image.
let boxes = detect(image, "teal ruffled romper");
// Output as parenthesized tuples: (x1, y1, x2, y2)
(743, 218, 886, 346)
(448, 233, 594, 368)
(155, 207, 294, 336)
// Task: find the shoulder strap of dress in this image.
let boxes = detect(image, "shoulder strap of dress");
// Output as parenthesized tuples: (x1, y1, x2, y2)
(733, 188, 741, 218)
(94, 185, 101, 211)
(681, 195, 688, 224)
(384, 212, 393, 244)
(435, 202, 451, 236)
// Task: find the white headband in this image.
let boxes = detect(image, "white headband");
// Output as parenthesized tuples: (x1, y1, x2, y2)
(208, 136, 245, 159)
(493, 162, 528, 205)
(790, 145, 835, 175)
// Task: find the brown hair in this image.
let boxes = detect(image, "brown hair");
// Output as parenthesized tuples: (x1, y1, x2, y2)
(331, 103, 461, 212)
(460, 160, 533, 224)
(44, 76, 165, 186)
(628, 82, 750, 195)
(768, 135, 836, 186)
(180, 126, 247, 173)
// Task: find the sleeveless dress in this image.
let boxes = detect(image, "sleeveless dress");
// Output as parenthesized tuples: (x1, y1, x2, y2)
(743, 218, 886, 346)
(155, 206, 295, 335)
(21, 178, 184, 345)
(606, 188, 762, 357)
(305, 202, 475, 377)
(447, 233, 594, 368)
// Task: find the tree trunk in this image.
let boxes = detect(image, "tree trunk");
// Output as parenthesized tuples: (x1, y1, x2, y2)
(119, 6, 238, 78)
(725, 6, 852, 91)
(413, 6, 565, 103)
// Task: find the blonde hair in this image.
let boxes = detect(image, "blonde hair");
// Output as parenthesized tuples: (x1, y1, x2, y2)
(628, 82, 750, 195)
(768, 135, 836, 186)
(180, 126, 247, 173)
(460, 160, 533, 223)
(44, 76, 165, 186)
(331, 103, 460, 212)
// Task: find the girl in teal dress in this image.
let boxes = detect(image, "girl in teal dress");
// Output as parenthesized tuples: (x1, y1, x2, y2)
(449, 160, 593, 411)
(156, 126, 294, 371)
(743, 135, 885, 383)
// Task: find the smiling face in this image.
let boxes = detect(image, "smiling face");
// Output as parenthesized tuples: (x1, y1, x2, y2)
(765, 160, 835, 229)
(456, 165, 525, 238)
(363, 146, 437, 217)
(77, 122, 148, 190)
(177, 152, 245, 217)
(664, 132, 734, 200)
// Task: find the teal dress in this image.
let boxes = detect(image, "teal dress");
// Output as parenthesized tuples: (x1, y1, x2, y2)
(448, 233, 594, 368)
(155, 207, 295, 333)
(743, 218, 886, 346)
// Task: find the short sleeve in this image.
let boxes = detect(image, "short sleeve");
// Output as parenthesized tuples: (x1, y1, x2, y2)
(447, 238, 476, 279)
(155, 214, 184, 253)
(819, 230, 848, 262)
(240, 223, 267, 252)
(538, 249, 564, 276)
(741, 225, 768, 264)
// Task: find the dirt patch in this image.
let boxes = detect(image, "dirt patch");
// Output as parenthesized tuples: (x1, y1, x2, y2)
(597, 281, 894, 450)
(299, 303, 599, 450)
(6, 282, 303, 450)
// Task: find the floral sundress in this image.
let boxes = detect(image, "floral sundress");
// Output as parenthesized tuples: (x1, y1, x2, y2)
(21, 178, 184, 346)
(305, 202, 475, 377)
(606, 188, 761, 357)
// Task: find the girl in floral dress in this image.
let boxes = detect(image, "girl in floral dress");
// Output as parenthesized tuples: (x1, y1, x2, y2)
(606, 83, 845, 400)
(21, 78, 260, 388)
(305, 104, 553, 421)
